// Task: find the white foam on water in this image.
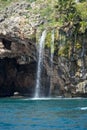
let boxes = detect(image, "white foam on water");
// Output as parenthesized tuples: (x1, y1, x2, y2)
(80, 107, 87, 110)
(23, 97, 62, 101)
(22, 97, 86, 101)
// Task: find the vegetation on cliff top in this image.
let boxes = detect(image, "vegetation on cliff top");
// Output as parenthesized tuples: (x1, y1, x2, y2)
(0, 0, 87, 31)
(0, 0, 87, 57)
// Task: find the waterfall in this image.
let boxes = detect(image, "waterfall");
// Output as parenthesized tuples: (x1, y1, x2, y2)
(34, 30, 46, 98)
(81, 35, 85, 76)
(50, 30, 54, 95)
(51, 30, 54, 66)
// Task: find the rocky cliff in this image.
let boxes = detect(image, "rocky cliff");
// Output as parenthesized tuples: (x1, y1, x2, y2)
(0, 0, 51, 97)
(0, 0, 87, 97)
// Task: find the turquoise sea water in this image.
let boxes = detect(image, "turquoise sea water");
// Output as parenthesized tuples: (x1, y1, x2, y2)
(0, 98, 87, 130)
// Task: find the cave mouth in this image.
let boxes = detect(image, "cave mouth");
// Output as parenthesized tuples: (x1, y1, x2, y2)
(2, 38, 11, 50)
(0, 57, 37, 97)
(0, 38, 50, 97)
(0, 58, 17, 97)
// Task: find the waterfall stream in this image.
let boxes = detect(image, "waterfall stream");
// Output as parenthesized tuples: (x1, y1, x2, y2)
(51, 30, 54, 66)
(50, 30, 54, 95)
(81, 35, 85, 76)
(34, 30, 46, 98)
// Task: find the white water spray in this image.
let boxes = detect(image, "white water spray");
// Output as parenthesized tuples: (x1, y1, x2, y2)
(34, 30, 46, 98)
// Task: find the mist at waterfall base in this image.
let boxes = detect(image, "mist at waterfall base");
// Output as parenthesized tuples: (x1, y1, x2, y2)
(0, 98, 87, 130)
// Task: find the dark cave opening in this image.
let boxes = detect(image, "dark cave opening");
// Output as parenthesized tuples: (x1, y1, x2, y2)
(0, 58, 17, 97)
(2, 38, 11, 50)
(0, 57, 37, 97)
(0, 35, 50, 97)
